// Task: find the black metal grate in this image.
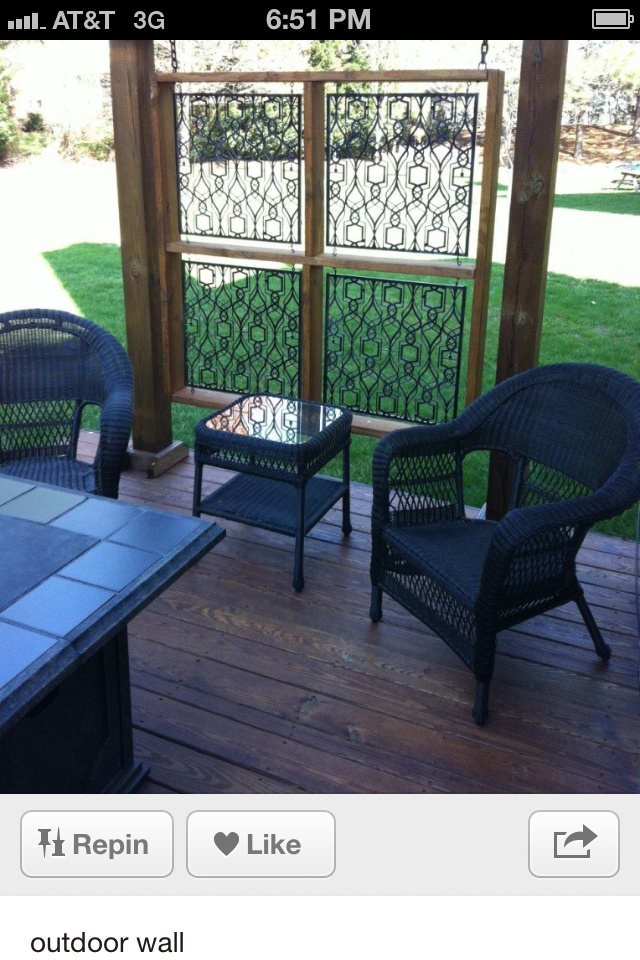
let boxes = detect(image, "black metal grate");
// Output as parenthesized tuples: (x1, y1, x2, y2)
(324, 273, 465, 423)
(175, 93, 302, 244)
(327, 92, 478, 255)
(183, 260, 301, 396)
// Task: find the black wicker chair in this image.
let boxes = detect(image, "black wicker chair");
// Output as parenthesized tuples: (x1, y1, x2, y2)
(369, 363, 640, 724)
(0, 309, 133, 499)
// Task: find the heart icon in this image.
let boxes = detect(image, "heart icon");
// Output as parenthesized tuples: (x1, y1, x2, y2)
(214, 831, 239, 856)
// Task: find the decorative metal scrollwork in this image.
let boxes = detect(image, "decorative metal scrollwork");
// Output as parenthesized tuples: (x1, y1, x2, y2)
(327, 92, 478, 256)
(324, 273, 465, 423)
(183, 259, 301, 396)
(175, 93, 302, 244)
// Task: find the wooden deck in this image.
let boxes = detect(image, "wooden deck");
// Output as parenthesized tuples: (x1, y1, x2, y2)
(82, 434, 640, 795)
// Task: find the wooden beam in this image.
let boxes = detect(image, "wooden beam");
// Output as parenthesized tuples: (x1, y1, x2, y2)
(156, 70, 491, 85)
(487, 40, 568, 519)
(302, 80, 326, 402)
(157, 82, 185, 398)
(173, 387, 411, 440)
(495, 41, 568, 381)
(109, 40, 181, 462)
(465, 69, 504, 406)
(165, 241, 475, 280)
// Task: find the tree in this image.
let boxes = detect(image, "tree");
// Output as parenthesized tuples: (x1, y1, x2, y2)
(564, 41, 604, 158)
(307, 39, 371, 74)
(342, 40, 371, 73)
(563, 41, 640, 152)
(0, 57, 19, 160)
(601, 41, 640, 142)
(0, 39, 46, 161)
(483, 40, 522, 168)
(308, 39, 372, 93)
(308, 40, 344, 71)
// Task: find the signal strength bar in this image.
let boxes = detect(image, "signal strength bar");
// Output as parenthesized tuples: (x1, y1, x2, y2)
(8, 12, 40, 28)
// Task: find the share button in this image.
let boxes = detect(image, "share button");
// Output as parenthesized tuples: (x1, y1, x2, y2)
(529, 810, 619, 878)
(187, 811, 335, 877)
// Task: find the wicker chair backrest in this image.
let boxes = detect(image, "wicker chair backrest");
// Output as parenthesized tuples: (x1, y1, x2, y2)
(461, 364, 640, 512)
(0, 310, 127, 466)
(0, 314, 107, 403)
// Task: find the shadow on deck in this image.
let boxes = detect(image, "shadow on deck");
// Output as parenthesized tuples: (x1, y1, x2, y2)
(82, 434, 640, 795)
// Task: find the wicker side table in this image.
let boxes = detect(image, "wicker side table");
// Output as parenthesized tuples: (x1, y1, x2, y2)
(193, 395, 352, 591)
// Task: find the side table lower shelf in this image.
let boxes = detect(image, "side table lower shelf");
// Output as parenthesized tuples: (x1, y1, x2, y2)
(197, 473, 351, 591)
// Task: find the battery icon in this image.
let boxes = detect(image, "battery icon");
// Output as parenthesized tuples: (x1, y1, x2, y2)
(592, 8, 634, 27)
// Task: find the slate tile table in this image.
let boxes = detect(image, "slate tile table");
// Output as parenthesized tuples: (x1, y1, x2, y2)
(193, 394, 352, 591)
(0, 476, 225, 793)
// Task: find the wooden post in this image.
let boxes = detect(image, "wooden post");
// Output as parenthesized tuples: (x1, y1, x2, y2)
(465, 69, 504, 407)
(302, 80, 325, 402)
(109, 40, 187, 475)
(487, 40, 568, 519)
(157, 82, 185, 398)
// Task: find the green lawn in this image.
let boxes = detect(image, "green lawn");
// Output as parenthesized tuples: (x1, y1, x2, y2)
(554, 191, 640, 215)
(43, 241, 640, 539)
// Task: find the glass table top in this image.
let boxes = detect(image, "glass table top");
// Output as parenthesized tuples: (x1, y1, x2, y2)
(202, 395, 346, 446)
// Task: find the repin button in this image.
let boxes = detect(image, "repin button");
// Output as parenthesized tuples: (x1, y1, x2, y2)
(21, 811, 173, 877)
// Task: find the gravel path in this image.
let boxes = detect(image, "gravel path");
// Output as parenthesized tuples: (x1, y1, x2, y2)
(491, 161, 638, 287)
(0, 150, 120, 312)
(0, 153, 636, 317)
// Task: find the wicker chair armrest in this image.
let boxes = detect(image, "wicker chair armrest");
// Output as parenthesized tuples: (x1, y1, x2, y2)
(371, 423, 469, 528)
(479, 491, 617, 609)
(93, 384, 133, 498)
(497, 483, 631, 546)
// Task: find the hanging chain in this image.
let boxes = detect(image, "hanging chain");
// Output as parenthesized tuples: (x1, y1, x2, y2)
(332, 82, 339, 258)
(478, 40, 489, 69)
(170, 39, 179, 72)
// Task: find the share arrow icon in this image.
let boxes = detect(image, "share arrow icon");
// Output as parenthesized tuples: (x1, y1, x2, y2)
(563, 825, 597, 849)
(554, 824, 598, 858)
(529, 811, 618, 878)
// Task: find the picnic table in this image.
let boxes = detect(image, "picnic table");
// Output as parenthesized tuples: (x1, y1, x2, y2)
(614, 162, 640, 190)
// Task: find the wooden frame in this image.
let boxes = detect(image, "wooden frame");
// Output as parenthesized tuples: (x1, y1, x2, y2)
(154, 67, 503, 437)
(110, 41, 568, 513)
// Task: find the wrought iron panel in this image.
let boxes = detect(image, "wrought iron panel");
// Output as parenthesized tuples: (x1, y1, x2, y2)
(324, 274, 465, 423)
(184, 260, 301, 397)
(327, 92, 478, 256)
(175, 93, 302, 244)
